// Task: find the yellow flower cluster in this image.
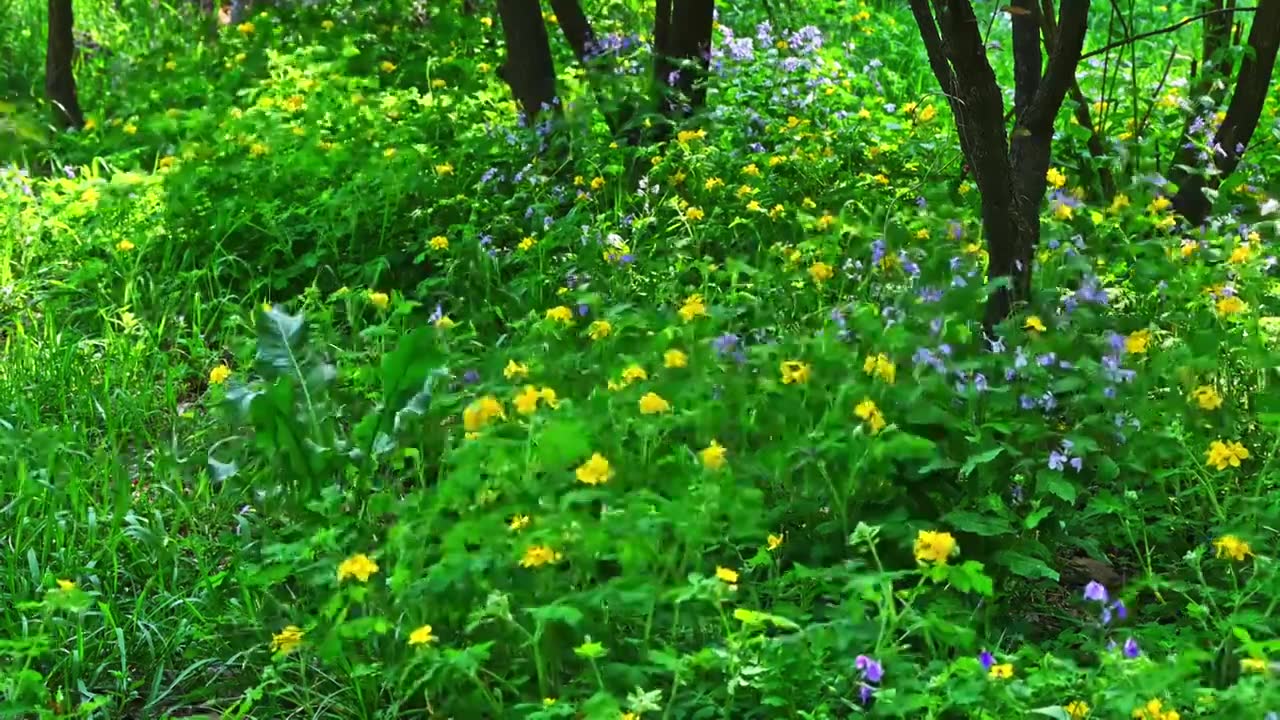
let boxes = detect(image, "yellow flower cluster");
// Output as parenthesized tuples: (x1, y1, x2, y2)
(700, 440, 727, 470)
(863, 353, 896, 384)
(514, 386, 558, 415)
(855, 399, 887, 434)
(1131, 698, 1180, 720)
(1205, 440, 1248, 470)
(914, 530, 956, 565)
(521, 544, 561, 568)
(1190, 385, 1222, 410)
(780, 360, 810, 385)
(1213, 534, 1253, 561)
(678, 294, 708, 322)
(576, 453, 613, 485)
(463, 396, 505, 432)
(638, 392, 671, 414)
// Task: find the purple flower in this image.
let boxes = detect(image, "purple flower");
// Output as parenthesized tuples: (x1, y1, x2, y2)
(1083, 581, 1108, 603)
(428, 304, 445, 324)
(855, 655, 883, 683)
(576, 303, 590, 316)
(858, 684, 874, 704)
(1069, 456, 1083, 472)
(979, 650, 995, 671)
(1049, 451, 1067, 471)
(462, 369, 481, 385)
(1123, 637, 1140, 658)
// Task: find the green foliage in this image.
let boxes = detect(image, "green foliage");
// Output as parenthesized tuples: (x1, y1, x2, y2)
(2, 0, 1280, 717)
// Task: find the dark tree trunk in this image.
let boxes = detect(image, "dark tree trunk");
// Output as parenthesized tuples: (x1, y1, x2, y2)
(1040, 0, 1116, 199)
(910, 0, 1089, 329)
(46, 0, 84, 129)
(1171, 0, 1280, 225)
(496, 0, 558, 122)
(653, 0, 714, 117)
(1172, 0, 1237, 179)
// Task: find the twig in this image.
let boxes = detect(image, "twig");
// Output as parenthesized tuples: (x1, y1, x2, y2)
(1082, 5, 1258, 60)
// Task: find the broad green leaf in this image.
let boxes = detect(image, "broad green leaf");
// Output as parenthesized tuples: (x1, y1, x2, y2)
(942, 510, 1014, 536)
(996, 550, 1060, 581)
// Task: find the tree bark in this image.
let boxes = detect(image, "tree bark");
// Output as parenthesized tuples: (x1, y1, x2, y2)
(653, 0, 714, 117)
(496, 0, 559, 122)
(1172, 0, 1280, 224)
(910, 0, 1089, 329)
(1040, 0, 1116, 199)
(46, 0, 85, 129)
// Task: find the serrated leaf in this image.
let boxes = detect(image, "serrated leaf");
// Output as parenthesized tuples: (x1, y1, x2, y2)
(942, 510, 1014, 536)
(254, 307, 308, 381)
(960, 447, 1004, 477)
(996, 550, 1059, 581)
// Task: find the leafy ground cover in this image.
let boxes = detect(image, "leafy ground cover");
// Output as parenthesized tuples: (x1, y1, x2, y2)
(3, 0, 1280, 717)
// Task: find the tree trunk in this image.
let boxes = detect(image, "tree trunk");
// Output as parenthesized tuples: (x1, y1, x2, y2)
(1172, 0, 1280, 225)
(653, 0, 714, 118)
(910, 0, 1088, 329)
(496, 0, 558, 122)
(46, 0, 84, 129)
(1039, 0, 1116, 199)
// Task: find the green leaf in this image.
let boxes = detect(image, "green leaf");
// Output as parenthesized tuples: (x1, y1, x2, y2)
(1024, 505, 1054, 529)
(535, 418, 592, 470)
(527, 604, 584, 629)
(960, 447, 1003, 477)
(996, 550, 1060, 581)
(254, 306, 308, 381)
(1036, 471, 1078, 503)
(941, 510, 1014, 537)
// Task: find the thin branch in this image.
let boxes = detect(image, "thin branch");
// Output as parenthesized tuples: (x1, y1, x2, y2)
(1082, 5, 1258, 60)
(1024, 0, 1089, 131)
(908, 0, 960, 102)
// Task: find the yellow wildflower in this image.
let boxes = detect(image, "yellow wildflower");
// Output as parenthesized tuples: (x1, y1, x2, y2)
(1046, 167, 1067, 189)
(809, 261, 834, 283)
(638, 392, 671, 414)
(863, 353, 896, 384)
(742, 163, 760, 177)
(1024, 315, 1047, 333)
(270, 625, 304, 654)
(678, 294, 708, 322)
(588, 320, 613, 340)
(435, 162, 454, 176)
(988, 663, 1014, 680)
(700, 440, 727, 470)
(1230, 244, 1252, 264)
(1216, 295, 1246, 316)
(546, 305, 574, 324)
(1241, 658, 1268, 673)
(576, 453, 613, 485)
(520, 545, 560, 568)
(1205, 440, 1249, 470)
(621, 364, 647, 384)
(1148, 196, 1172, 213)
(663, 349, 688, 368)
(368, 291, 390, 310)
(767, 533, 783, 551)
(504, 360, 529, 380)
(509, 514, 531, 531)
(513, 385, 546, 415)
(56, 579, 76, 591)
(1125, 329, 1151, 354)
(462, 396, 505, 432)
(855, 398, 887, 434)
(207, 363, 231, 385)
(407, 624, 435, 646)
(429, 235, 449, 250)
(237, 21, 254, 34)
(685, 206, 705, 222)
(715, 566, 739, 583)
(337, 553, 379, 583)
(780, 361, 810, 385)
(1065, 700, 1090, 719)
(914, 530, 956, 565)
(1190, 385, 1222, 410)
(1214, 535, 1253, 561)
(380, 60, 396, 73)
(519, 236, 536, 251)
